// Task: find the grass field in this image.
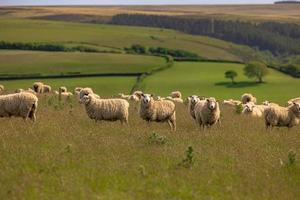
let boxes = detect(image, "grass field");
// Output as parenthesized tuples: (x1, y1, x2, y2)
(0, 50, 166, 76)
(1, 5, 300, 23)
(143, 62, 300, 104)
(0, 96, 299, 199)
(0, 18, 242, 61)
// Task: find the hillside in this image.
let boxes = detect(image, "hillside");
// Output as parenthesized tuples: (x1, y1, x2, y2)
(0, 19, 244, 62)
(1, 5, 300, 23)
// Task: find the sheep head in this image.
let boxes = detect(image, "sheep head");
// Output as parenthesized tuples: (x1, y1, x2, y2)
(141, 93, 153, 104)
(206, 97, 218, 110)
(79, 94, 92, 105)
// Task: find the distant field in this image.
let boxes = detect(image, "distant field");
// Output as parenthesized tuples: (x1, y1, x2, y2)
(144, 62, 300, 104)
(1, 5, 300, 23)
(0, 50, 166, 76)
(0, 19, 242, 61)
(1, 76, 136, 96)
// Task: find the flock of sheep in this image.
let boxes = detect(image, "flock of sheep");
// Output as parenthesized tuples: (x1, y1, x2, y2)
(0, 83, 300, 131)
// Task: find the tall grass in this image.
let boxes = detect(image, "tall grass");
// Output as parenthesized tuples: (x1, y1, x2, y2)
(0, 95, 299, 199)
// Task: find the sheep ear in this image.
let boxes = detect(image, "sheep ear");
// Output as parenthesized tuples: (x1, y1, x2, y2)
(141, 93, 145, 97)
(293, 102, 296, 105)
(151, 94, 153, 97)
(206, 98, 209, 102)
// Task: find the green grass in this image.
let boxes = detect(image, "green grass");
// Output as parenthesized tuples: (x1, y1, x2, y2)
(143, 62, 300, 104)
(0, 18, 242, 61)
(0, 97, 299, 199)
(0, 76, 136, 96)
(0, 50, 166, 76)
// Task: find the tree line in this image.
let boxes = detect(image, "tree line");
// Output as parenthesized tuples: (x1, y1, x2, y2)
(110, 14, 300, 56)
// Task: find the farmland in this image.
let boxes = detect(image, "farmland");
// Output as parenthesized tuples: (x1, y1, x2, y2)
(0, 4, 300, 200)
(0, 97, 299, 199)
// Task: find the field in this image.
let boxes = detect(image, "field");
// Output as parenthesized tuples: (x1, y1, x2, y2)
(0, 96, 299, 199)
(0, 50, 166, 76)
(1, 5, 300, 199)
(1, 5, 300, 23)
(0, 18, 243, 61)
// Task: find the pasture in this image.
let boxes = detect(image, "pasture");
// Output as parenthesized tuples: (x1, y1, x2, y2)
(0, 96, 299, 199)
(0, 18, 242, 61)
(0, 50, 166, 76)
(144, 62, 300, 104)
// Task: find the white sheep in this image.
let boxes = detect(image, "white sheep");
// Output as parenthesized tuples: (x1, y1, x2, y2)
(58, 92, 73, 101)
(59, 86, 67, 93)
(74, 87, 83, 95)
(241, 93, 257, 104)
(222, 99, 242, 108)
(128, 94, 140, 102)
(15, 88, 36, 95)
(79, 87, 100, 99)
(242, 102, 267, 118)
(171, 91, 182, 99)
(188, 95, 201, 120)
(80, 94, 129, 124)
(287, 97, 300, 106)
(194, 97, 220, 129)
(0, 85, 5, 93)
(264, 102, 300, 129)
(132, 91, 143, 99)
(32, 82, 44, 93)
(43, 85, 52, 93)
(0, 92, 38, 121)
(139, 93, 176, 131)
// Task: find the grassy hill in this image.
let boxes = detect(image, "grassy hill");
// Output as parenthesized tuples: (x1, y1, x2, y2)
(0, 19, 243, 61)
(0, 50, 166, 76)
(1, 5, 300, 23)
(143, 62, 300, 104)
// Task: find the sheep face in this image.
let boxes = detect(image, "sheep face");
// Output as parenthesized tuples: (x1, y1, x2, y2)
(79, 95, 92, 105)
(190, 95, 199, 105)
(243, 104, 254, 113)
(207, 98, 217, 110)
(292, 102, 300, 115)
(141, 94, 153, 104)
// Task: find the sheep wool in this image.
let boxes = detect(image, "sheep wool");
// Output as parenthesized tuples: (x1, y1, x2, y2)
(242, 102, 266, 118)
(188, 95, 200, 120)
(0, 92, 38, 121)
(32, 82, 44, 93)
(287, 97, 300, 106)
(80, 94, 129, 124)
(43, 85, 52, 93)
(241, 93, 257, 104)
(139, 93, 176, 131)
(264, 103, 300, 128)
(0, 85, 4, 93)
(194, 97, 220, 128)
(171, 91, 182, 99)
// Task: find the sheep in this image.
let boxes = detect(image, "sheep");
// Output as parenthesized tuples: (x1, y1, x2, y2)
(0, 92, 38, 121)
(32, 82, 44, 93)
(74, 87, 83, 95)
(80, 94, 129, 124)
(264, 102, 300, 129)
(15, 88, 37, 95)
(59, 86, 67, 93)
(194, 97, 220, 129)
(287, 97, 300, 106)
(0, 85, 4, 93)
(171, 91, 182, 99)
(42, 85, 51, 93)
(242, 102, 267, 118)
(128, 94, 140, 102)
(132, 91, 143, 99)
(188, 95, 201, 120)
(117, 93, 130, 100)
(139, 93, 176, 131)
(241, 93, 257, 104)
(58, 92, 73, 101)
(222, 99, 242, 107)
(262, 100, 279, 107)
(79, 87, 100, 99)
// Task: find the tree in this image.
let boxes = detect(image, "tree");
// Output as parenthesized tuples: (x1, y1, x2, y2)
(244, 61, 269, 83)
(225, 70, 238, 84)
